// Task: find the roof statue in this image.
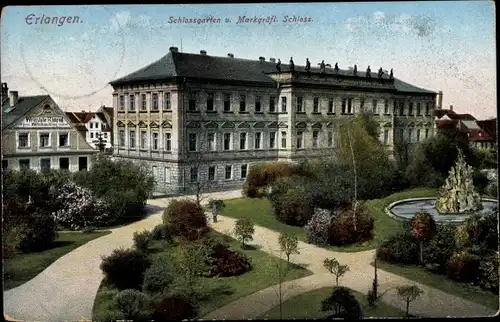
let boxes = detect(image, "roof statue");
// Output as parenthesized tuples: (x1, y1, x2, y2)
(289, 57, 295, 72)
(305, 58, 311, 77)
(319, 60, 326, 74)
(378, 67, 384, 79)
(366, 65, 371, 78)
(334, 62, 339, 74)
(353, 64, 357, 76)
(389, 68, 394, 80)
(276, 58, 281, 72)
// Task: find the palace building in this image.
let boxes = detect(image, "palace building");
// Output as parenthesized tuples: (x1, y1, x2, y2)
(1, 83, 97, 172)
(109, 47, 438, 195)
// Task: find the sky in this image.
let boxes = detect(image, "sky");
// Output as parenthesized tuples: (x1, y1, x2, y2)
(0, 2, 496, 119)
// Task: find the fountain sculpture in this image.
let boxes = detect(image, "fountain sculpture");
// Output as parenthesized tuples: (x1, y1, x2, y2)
(435, 149, 483, 214)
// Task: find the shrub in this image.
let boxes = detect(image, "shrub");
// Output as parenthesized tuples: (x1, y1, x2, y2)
(478, 255, 499, 293)
(485, 181, 498, 198)
(455, 214, 497, 254)
(270, 186, 314, 226)
(152, 296, 197, 321)
(473, 170, 489, 194)
(100, 247, 152, 290)
(243, 162, 298, 198)
(445, 251, 481, 283)
(304, 208, 333, 246)
(163, 199, 208, 241)
(142, 255, 175, 294)
(321, 286, 362, 319)
(377, 233, 418, 265)
(114, 289, 151, 321)
(422, 224, 456, 273)
(133, 230, 152, 252)
(328, 204, 374, 246)
(82, 226, 97, 234)
(151, 224, 172, 242)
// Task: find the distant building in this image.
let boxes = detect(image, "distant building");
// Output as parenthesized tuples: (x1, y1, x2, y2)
(1, 83, 97, 172)
(108, 47, 437, 195)
(65, 105, 113, 151)
(471, 118, 497, 151)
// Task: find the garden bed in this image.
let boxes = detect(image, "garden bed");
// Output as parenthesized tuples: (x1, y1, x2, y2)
(3, 231, 111, 290)
(259, 286, 407, 319)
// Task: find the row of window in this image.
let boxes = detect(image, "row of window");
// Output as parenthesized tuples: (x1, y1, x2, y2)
(89, 132, 109, 140)
(157, 164, 248, 184)
(118, 92, 433, 116)
(2, 157, 89, 171)
(398, 128, 433, 142)
(89, 122, 106, 130)
(17, 132, 70, 149)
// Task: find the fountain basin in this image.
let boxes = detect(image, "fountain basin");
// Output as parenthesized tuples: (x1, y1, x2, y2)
(386, 197, 498, 224)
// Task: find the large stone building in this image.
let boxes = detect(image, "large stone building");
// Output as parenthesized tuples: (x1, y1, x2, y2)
(1, 83, 97, 172)
(109, 48, 437, 195)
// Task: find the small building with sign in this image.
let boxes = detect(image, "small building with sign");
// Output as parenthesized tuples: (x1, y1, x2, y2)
(1, 83, 97, 172)
(66, 105, 114, 152)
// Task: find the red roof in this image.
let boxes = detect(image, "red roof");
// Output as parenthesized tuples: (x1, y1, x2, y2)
(445, 113, 476, 121)
(437, 119, 459, 129)
(434, 109, 456, 119)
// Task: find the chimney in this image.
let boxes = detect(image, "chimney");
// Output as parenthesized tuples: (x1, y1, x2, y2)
(259, 56, 265, 62)
(9, 91, 18, 107)
(449, 105, 453, 111)
(200, 50, 207, 55)
(169, 46, 178, 53)
(438, 91, 443, 110)
(269, 58, 276, 63)
(227, 53, 234, 58)
(1, 83, 8, 101)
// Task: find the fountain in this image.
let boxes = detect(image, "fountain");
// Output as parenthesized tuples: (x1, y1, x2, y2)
(386, 149, 498, 224)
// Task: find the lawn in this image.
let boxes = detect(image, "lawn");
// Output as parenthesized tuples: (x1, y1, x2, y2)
(3, 231, 111, 290)
(259, 286, 407, 319)
(376, 261, 499, 311)
(92, 230, 313, 320)
(220, 187, 438, 252)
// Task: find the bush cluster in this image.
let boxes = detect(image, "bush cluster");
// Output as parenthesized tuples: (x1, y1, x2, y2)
(205, 240, 252, 277)
(328, 205, 374, 246)
(422, 224, 456, 273)
(445, 251, 481, 283)
(376, 232, 418, 265)
(242, 162, 298, 198)
(100, 247, 152, 290)
(267, 178, 314, 227)
(478, 255, 499, 292)
(163, 199, 208, 241)
(152, 296, 197, 321)
(114, 289, 151, 321)
(304, 208, 333, 246)
(151, 224, 173, 242)
(133, 230, 152, 252)
(142, 255, 175, 294)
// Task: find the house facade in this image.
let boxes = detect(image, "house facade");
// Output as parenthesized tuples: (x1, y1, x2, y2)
(1, 83, 97, 172)
(65, 106, 113, 151)
(109, 48, 437, 195)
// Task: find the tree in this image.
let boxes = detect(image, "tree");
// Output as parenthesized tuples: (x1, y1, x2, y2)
(207, 199, 225, 222)
(278, 232, 300, 264)
(323, 258, 349, 286)
(321, 286, 362, 319)
(410, 212, 437, 265)
(396, 285, 423, 318)
(367, 257, 379, 307)
(234, 218, 255, 248)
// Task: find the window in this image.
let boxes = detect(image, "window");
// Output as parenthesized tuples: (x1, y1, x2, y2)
(141, 94, 147, 111)
(269, 96, 276, 112)
(328, 99, 334, 113)
(2, 160, 8, 170)
(208, 133, 216, 151)
(347, 99, 353, 114)
(281, 97, 287, 112)
(129, 130, 136, 148)
(90, 123, 93, 129)
(19, 159, 30, 170)
(313, 97, 319, 113)
(281, 131, 287, 148)
(223, 94, 231, 112)
(372, 100, 378, 114)
(119, 95, 125, 110)
(254, 132, 262, 149)
(129, 94, 135, 111)
(239, 95, 246, 112)
(407, 129, 412, 142)
(255, 96, 261, 112)
(296, 131, 304, 149)
(57, 133, 69, 147)
(164, 92, 171, 111)
(312, 130, 319, 148)
(425, 102, 430, 116)
(18, 133, 29, 148)
(341, 99, 347, 114)
(408, 102, 413, 116)
(152, 132, 159, 150)
(207, 93, 214, 111)
(164, 132, 172, 151)
(360, 99, 365, 112)
(269, 131, 276, 149)
(416, 103, 421, 116)
(399, 102, 405, 116)
(239, 132, 247, 150)
(90, 132, 94, 139)
(119, 130, 125, 146)
(164, 167, 171, 183)
(416, 129, 421, 142)
(223, 133, 231, 150)
(296, 97, 303, 113)
(425, 128, 430, 138)
(59, 157, 69, 170)
(241, 164, 248, 179)
(328, 131, 333, 147)
(225, 165, 232, 180)
(188, 133, 197, 152)
(152, 166, 159, 182)
(40, 158, 51, 171)
(208, 166, 216, 181)
(140, 131, 147, 149)
(383, 130, 389, 145)
(384, 100, 389, 114)
(152, 93, 158, 111)
(190, 167, 198, 182)
(40, 133, 50, 147)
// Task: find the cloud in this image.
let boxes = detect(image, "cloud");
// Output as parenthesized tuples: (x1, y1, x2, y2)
(345, 11, 436, 38)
